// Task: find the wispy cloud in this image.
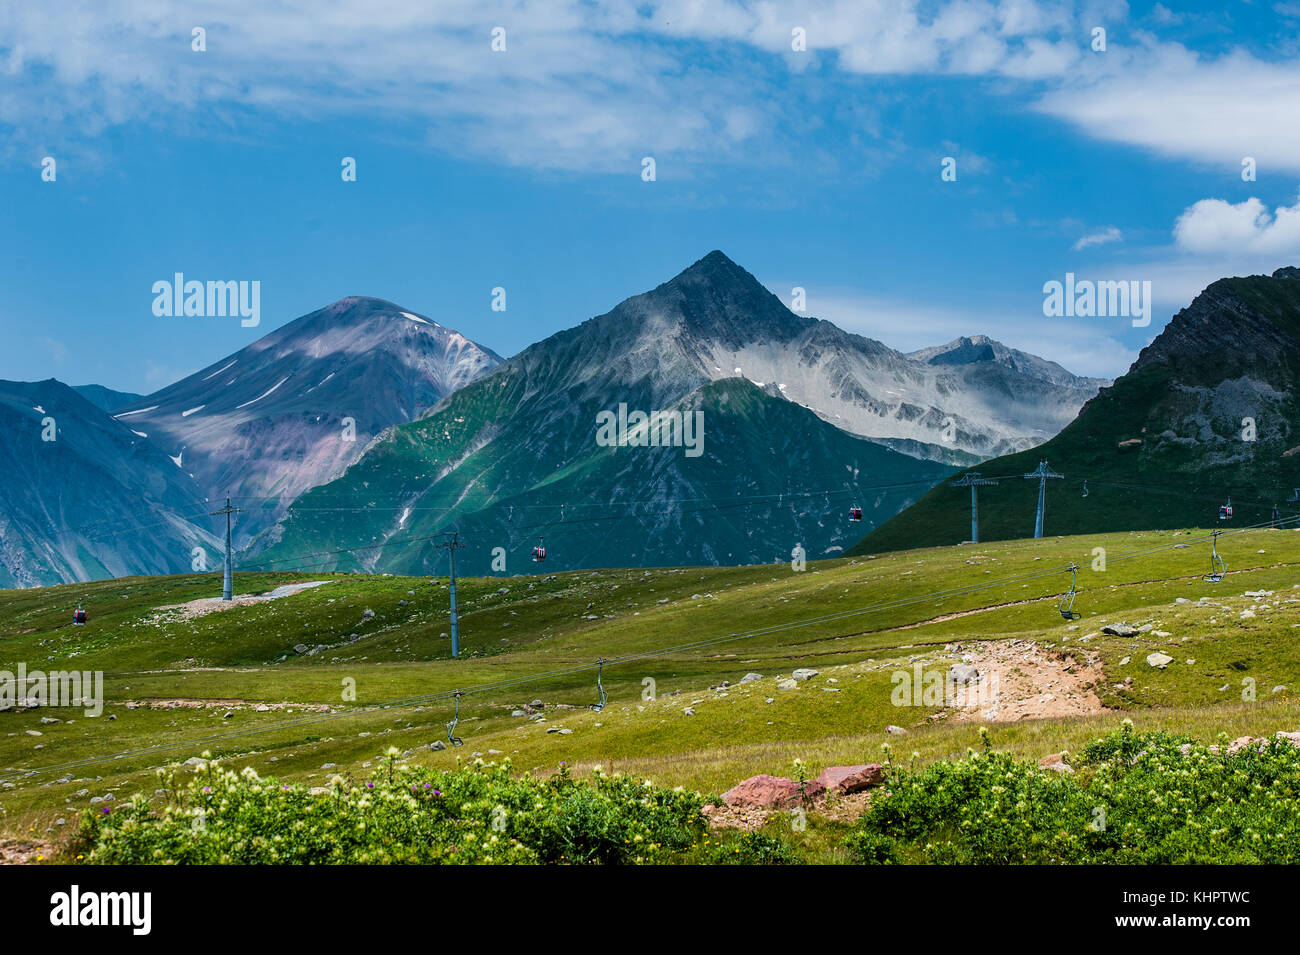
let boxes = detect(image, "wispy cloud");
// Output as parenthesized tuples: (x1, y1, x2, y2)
(1073, 226, 1122, 250)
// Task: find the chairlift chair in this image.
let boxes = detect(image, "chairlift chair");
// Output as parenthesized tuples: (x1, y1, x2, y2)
(1057, 564, 1081, 620)
(1081, 480, 1089, 499)
(1203, 531, 1226, 583)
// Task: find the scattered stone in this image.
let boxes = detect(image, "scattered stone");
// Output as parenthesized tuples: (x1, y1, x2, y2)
(1119, 656, 1130, 666)
(1146, 652, 1174, 669)
(1102, 623, 1139, 637)
(815, 764, 884, 793)
(777, 679, 798, 691)
(430, 741, 446, 751)
(791, 668, 819, 682)
(1038, 753, 1073, 773)
(885, 724, 908, 735)
(683, 707, 696, 716)
(739, 673, 763, 684)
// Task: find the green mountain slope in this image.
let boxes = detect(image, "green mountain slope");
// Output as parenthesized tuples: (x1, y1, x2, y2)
(258, 378, 954, 574)
(851, 268, 1300, 553)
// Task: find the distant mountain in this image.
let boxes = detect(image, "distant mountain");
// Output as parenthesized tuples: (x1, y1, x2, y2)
(259, 252, 1074, 573)
(852, 266, 1300, 553)
(0, 379, 219, 587)
(73, 384, 143, 413)
(111, 297, 502, 547)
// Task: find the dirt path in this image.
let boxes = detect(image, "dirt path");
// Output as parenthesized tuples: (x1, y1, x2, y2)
(150, 580, 334, 622)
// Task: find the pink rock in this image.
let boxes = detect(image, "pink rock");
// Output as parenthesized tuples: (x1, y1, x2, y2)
(815, 764, 885, 794)
(721, 774, 825, 809)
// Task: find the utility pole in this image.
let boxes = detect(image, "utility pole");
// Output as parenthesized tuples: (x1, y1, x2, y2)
(950, 472, 999, 543)
(208, 497, 243, 601)
(439, 532, 466, 658)
(1023, 460, 1064, 538)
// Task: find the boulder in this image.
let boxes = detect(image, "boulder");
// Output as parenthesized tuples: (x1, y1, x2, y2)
(949, 664, 979, 684)
(721, 774, 825, 810)
(1145, 652, 1174, 668)
(815, 764, 884, 794)
(739, 673, 764, 684)
(777, 679, 799, 691)
(1102, 623, 1139, 637)
(1038, 753, 1073, 773)
(791, 668, 819, 681)
(885, 724, 908, 735)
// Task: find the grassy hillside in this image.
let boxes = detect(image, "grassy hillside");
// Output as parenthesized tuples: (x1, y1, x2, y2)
(5, 524, 1300, 862)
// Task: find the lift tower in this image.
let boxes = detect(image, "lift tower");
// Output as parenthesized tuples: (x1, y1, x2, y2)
(1023, 461, 1064, 539)
(950, 472, 999, 543)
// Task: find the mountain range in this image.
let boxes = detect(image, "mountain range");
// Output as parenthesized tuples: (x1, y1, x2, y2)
(2, 251, 1111, 585)
(853, 266, 1300, 553)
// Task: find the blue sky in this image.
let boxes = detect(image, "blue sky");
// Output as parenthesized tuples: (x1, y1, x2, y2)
(3, 0, 1300, 392)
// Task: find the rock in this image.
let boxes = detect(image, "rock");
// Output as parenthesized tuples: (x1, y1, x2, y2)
(546, 727, 560, 734)
(777, 679, 798, 691)
(721, 774, 825, 810)
(321, 763, 336, 770)
(1102, 623, 1139, 637)
(293, 644, 309, 654)
(949, 664, 979, 684)
(1275, 732, 1300, 748)
(222, 711, 234, 719)
(24, 730, 41, 736)
(885, 724, 908, 735)
(1272, 685, 1287, 694)
(254, 703, 271, 712)
(815, 764, 884, 793)
(739, 673, 763, 683)
(511, 710, 526, 717)
(1228, 735, 1265, 755)
(683, 707, 696, 716)
(362, 609, 375, 620)
(791, 668, 819, 681)
(1119, 656, 1131, 666)
(1145, 652, 1174, 668)
(558, 728, 573, 735)
(1038, 753, 1073, 773)
(430, 740, 447, 751)
(530, 699, 543, 708)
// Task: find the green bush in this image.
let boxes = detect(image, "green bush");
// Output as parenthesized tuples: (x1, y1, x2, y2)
(701, 831, 799, 865)
(74, 752, 706, 865)
(844, 722, 1300, 864)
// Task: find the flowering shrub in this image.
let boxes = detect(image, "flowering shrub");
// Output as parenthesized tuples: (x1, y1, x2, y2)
(845, 723, 1300, 864)
(75, 754, 706, 865)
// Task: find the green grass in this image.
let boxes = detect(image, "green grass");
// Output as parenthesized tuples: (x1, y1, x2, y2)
(5, 525, 1300, 862)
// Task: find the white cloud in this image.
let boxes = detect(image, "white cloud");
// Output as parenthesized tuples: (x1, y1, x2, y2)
(1037, 47, 1300, 175)
(1073, 226, 1122, 250)
(1173, 193, 1300, 257)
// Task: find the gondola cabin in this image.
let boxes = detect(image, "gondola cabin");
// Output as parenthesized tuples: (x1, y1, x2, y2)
(849, 505, 863, 522)
(532, 544, 546, 562)
(73, 602, 87, 625)
(1219, 499, 1233, 520)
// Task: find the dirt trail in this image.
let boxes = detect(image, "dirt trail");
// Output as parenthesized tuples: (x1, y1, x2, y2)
(150, 580, 334, 622)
